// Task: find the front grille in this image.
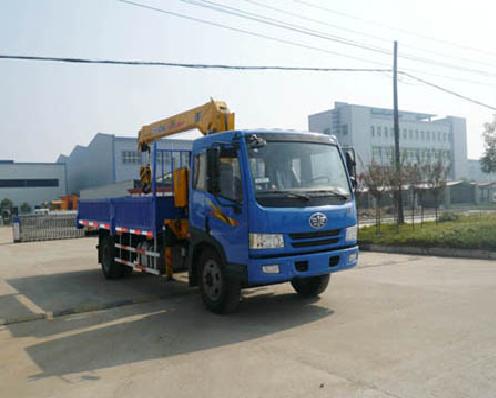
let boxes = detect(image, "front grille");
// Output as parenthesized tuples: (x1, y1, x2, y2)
(289, 228, 341, 248)
(292, 237, 339, 248)
(289, 229, 340, 240)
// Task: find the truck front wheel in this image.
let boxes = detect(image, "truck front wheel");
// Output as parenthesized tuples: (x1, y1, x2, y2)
(199, 248, 241, 313)
(100, 234, 124, 280)
(291, 275, 330, 298)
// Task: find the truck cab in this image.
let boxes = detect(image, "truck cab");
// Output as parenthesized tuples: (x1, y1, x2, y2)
(188, 130, 358, 311)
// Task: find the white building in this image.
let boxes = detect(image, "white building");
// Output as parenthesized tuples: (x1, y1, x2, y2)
(308, 102, 468, 180)
(0, 160, 67, 211)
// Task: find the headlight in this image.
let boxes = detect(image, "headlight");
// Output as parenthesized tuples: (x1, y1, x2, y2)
(345, 225, 358, 242)
(249, 233, 284, 249)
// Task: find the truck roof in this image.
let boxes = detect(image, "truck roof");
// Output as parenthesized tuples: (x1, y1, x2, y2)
(194, 129, 338, 148)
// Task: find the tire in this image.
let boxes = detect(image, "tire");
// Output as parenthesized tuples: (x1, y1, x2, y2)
(122, 265, 133, 276)
(198, 248, 241, 313)
(291, 274, 330, 298)
(100, 235, 124, 280)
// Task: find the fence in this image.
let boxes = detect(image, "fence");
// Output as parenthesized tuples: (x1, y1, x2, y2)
(12, 213, 84, 242)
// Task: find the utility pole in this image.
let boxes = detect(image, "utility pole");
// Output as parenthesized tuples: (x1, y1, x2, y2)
(393, 40, 405, 224)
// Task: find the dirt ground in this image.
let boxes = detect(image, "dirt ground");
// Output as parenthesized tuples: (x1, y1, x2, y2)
(1, 227, 495, 397)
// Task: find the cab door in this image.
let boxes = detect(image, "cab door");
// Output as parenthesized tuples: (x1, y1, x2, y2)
(205, 146, 248, 266)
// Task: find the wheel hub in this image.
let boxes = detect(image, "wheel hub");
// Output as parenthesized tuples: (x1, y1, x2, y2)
(203, 259, 222, 300)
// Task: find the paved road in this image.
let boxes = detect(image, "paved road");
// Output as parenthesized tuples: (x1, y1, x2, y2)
(0, 228, 495, 397)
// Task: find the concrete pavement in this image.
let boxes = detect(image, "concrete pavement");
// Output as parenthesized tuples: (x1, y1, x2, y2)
(0, 227, 495, 397)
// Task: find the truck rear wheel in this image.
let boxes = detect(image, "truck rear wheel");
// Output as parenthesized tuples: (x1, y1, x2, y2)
(100, 235, 124, 280)
(291, 275, 330, 298)
(199, 248, 241, 313)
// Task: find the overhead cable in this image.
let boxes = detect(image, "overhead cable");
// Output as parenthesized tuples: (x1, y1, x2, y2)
(116, 0, 388, 67)
(0, 55, 392, 72)
(400, 72, 496, 111)
(182, 0, 496, 78)
(1, 54, 494, 111)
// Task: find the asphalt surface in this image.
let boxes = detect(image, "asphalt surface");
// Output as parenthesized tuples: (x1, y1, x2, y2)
(0, 227, 495, 398)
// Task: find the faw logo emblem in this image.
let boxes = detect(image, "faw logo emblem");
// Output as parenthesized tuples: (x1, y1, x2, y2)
(309, 212, 327, 229)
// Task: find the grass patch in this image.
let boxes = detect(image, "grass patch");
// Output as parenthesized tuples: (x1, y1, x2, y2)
(359, 214, 496, 251)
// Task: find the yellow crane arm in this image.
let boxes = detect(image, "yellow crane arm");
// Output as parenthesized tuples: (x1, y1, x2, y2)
(138, 99, 235, 151)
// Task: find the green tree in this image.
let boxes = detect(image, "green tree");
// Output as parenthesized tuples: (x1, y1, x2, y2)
(403, 163, 424, 228)
(0, 198, 13, 210)
(363, 161, 391, 234)
(480, 116, 496, 173)
(424, 160, 449, 223)
(20, 202, 31, 214)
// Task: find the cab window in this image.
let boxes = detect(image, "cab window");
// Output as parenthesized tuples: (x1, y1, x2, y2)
(218, 148, 242, 202)
(193, 152, 206, 191)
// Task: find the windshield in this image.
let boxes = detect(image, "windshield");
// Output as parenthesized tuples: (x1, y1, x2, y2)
(248, 140, 351, 206)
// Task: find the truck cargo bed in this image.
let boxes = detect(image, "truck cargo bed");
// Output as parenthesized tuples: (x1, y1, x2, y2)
(77, 196, 183, 237)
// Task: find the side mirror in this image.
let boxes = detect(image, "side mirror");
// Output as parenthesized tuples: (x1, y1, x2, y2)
(349, 176, 358, 191)
(247, 134, 266, 148)
(206, 147, 220, 194)
(344, 149, 357, 180)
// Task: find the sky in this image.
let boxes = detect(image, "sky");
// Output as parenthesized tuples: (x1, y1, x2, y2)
(1, 0, 495, 162)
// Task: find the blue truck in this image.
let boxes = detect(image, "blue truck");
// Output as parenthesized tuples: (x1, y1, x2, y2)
(78, 101, 358, 313)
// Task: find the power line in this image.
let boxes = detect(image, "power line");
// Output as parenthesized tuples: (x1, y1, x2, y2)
(0, 55, 392, 72)
(1, 54, 494, 111)
(118, 0, 496, 82)
(178, 0, 390, 56)
(294, 0, 496, 59)
(116, 0, 388, 68)
(241, 0, 496, 72)
(400, 72, 496, 111)
(183, 0, 496, 79)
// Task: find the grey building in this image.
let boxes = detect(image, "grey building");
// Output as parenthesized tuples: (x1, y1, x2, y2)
(57, 133, 194, 194)
(308, 101, 468, 180)
(0, 160, 67, 210)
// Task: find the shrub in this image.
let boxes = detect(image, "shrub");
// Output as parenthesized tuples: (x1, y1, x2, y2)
(20, 202, 31, 214)
(438, 211, 459, 223)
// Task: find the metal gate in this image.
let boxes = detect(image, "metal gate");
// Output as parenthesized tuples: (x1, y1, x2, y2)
(12, 213, 84, 242)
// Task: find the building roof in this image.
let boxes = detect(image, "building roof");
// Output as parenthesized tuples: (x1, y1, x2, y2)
(335, 101, 436, 121)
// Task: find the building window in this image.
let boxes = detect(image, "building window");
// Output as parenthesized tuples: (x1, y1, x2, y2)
(370, 126, 375, 137)
(122, 151, 141, 164)
(156, 151, 172, 169)
(420, 131, 425, 140)
(341, 124, 348, 135)
(415, 130, 419, 140)
(385, 128, 388, 138)
(0, 179, 59, 188)
(408, 130, 413, 140)
(437, 132, 441, 141)
(323, 127, 331, 135)
(377, 126, 381, 137)
(426, 131, 430, 141)
(443, 133, 447, 141)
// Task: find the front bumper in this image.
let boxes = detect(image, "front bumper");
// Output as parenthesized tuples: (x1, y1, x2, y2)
(246, 245, 358, 286)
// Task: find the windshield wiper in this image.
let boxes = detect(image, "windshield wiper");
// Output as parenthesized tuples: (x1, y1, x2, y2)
(260, 190, 310, 201)
(306, 190, 350, 200)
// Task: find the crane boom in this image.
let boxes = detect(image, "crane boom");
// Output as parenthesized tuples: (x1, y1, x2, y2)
(138, 99, 235, 151)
